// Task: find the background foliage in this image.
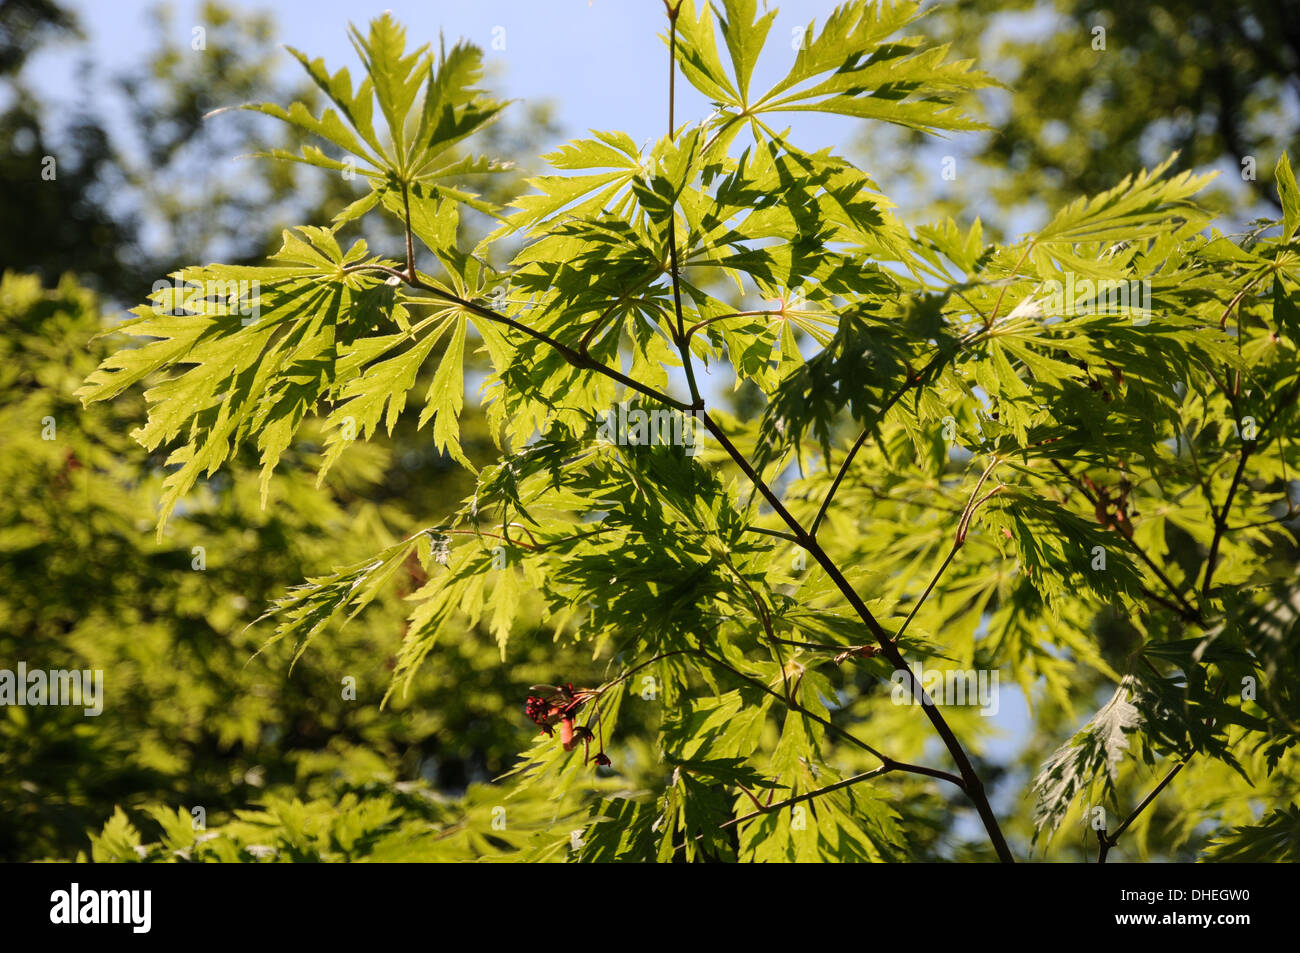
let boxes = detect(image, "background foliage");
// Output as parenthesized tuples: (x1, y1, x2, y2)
(4, 0, 1300, 863)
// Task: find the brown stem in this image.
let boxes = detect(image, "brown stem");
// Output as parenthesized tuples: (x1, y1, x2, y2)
(690, 648, 965, 789)
(683, 309, 783, 344)
(1202, 448, 1251, 597)
(986, 243, 1034, 331)
(1050, 460, 1202, 623)
(699, 413, 1015, 862)
(720, 766, 892, 830)
(577, 272, 660, 358)
(809, 327, 984, 537)
(342, 262, 694, 412)
(1097, 759, 1187, 863)
(663, 1, 703, 408)
(1099, 681, 1224, 862)
(597, 649, 692, 695)
(723, 551, 793, 705)
(401, 181, 416, 282)
(894, 461, 1002, 646)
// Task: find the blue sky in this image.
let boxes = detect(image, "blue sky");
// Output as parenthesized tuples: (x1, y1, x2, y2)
(33, 1, 877, 157)
(22, 1, 1269, 232)
(24, 0, 1019, 231)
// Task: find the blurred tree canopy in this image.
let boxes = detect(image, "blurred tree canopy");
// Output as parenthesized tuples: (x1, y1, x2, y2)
(0, 0, 588, 863)
(0, 0, 556, 303)
(0, 268, 614, 861)
(4, 0, 1300, 864)
(856, 0, 1298, 232)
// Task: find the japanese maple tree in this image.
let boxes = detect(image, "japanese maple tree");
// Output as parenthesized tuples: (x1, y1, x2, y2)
(81, 1, 1300, 862)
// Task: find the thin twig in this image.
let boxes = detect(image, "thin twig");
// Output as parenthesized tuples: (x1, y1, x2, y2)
(401, 181, 416, 282)
(341, 262, 695, 411)
(722, 551, 793, 706)
(743, 525, 801, 544)
(698, 414, 1015, 861)
(720, 766, 891, 829)
(1098, 681, 1224, 862)
(662, 0, 703, 408)
(690, 647, 965, 789)
(1202, 448, 1251, 597)
(986, 243, 1033, 331)
(577, 273, 659, 358)
(597, 649, 691, 695)
(809, 326, 986, 537)
(1097, 760, 1187, 863)
(683, 309, 783, 344)
(894, 459, 1002, 645)
(1050, 460, 1202, 622)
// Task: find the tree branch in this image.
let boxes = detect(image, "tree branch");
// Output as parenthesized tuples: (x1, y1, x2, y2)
(719, 766, 891, 830)
(690, 647, 965, 789)
(1202, 447, 1251, 597)
(698, 412, 1015, 861)
(342, 262, 695, 411)
(1098, 681, 1223, 862)
(894, 458, 1002, 645)
(663, 0, 703, 409)
(683, 309, 783, 345)
(1050, 460, 1202, 623)
(721, 550, 793, 706)
(1097, 759, 1188, 863)
(809, 326, 984, 537)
